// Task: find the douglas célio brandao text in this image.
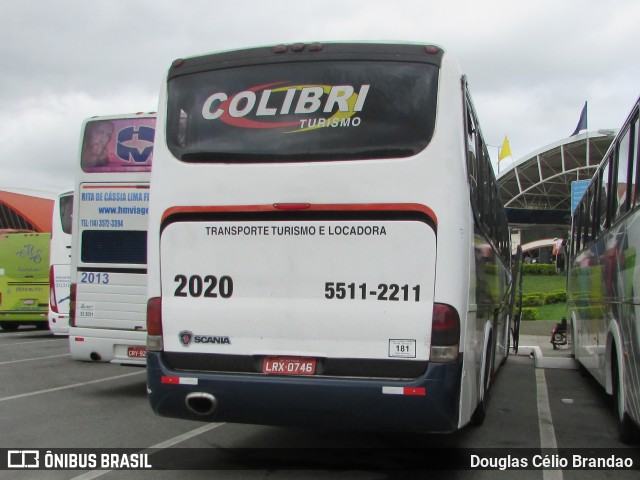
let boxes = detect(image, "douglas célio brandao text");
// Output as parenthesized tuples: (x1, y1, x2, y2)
(470, 453, 634, 470)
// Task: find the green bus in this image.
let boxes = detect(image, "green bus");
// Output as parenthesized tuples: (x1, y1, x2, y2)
(0, 230, 50, 330)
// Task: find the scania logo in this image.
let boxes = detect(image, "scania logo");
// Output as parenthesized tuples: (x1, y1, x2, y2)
(179, 330, 193, 346)
(178, 331, 231, 346)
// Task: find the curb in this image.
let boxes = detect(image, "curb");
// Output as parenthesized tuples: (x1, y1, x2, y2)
(516, 345, 579, 370)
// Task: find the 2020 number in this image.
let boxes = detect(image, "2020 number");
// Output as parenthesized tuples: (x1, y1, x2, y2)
(174, 274, 233, 298)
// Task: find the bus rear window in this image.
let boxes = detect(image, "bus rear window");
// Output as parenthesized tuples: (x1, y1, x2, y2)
(166, 61, 439, 163)
(81, 230, 147, 264)
(81, 118, 155, 173)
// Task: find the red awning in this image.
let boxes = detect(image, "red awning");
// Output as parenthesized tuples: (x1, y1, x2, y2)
(0, 190, 54, 232)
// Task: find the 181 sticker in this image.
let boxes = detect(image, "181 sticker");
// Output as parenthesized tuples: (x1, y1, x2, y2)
(389, 339, 416, 358)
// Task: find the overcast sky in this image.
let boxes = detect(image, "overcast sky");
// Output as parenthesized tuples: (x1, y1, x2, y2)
(1, 0, 638, 195)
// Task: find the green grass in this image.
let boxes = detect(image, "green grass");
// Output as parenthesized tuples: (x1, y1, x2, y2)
(521, 274, 567, 321)
(535, 302, 568, 321)
(522, 274, 566, 293)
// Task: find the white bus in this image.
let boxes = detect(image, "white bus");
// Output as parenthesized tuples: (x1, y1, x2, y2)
(48, 189, 73, 335)
(69, 113, 155, 364)
(146, 42, 517, 432)
(568, 95, 640, 443)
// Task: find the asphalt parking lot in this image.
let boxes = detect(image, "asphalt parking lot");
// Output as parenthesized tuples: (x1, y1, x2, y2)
(0, 326, 638, 479)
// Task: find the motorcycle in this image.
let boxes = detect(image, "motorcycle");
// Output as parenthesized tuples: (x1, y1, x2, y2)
(550, 317, 568, 350)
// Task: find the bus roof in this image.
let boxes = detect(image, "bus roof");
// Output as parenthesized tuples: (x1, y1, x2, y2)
(168, 42, 445, 79)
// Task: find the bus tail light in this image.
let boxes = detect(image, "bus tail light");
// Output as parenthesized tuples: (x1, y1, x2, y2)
(69, 283, 77, 327)
(430, 303, 460, 363)
(147, 297, 163, 351)
(49, 266, 59, 313)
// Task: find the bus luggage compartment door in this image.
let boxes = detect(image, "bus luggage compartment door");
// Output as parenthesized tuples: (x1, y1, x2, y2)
(160, 216, 437, 371)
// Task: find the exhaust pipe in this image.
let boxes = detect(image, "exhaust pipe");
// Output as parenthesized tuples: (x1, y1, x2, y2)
(90, 352, 102, 361)
(185, 392, 217, 416)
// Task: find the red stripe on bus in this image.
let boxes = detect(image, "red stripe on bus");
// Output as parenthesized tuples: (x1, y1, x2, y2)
(82, 185, 149, 189)
(162, 203, 437, 227)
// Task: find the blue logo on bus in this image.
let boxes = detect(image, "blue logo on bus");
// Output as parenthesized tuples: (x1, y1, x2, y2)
(116, 126, 155, 163)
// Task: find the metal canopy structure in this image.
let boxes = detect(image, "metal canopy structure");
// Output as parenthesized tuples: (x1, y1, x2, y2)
(497, 130, 616, 227)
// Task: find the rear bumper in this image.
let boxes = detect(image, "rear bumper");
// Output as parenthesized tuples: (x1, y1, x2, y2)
(147, 351, 463, 432)
(69, 327, 147, 365)
(0, 312, 47, 322)
(48, 313, 69, 335)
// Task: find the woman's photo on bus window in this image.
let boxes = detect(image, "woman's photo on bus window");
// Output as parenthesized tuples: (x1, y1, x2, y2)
(81, 120, 114, 169)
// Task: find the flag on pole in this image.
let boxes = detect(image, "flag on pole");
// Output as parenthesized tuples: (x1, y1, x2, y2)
(571, 101, 588, 136)
(498, 135, 512, 161)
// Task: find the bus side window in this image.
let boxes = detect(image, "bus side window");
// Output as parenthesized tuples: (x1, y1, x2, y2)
(598, 163, 610, 231)
(613, 126, 632, 220)
(587, 185, 595, 244)
(591, 179, 601, 238)
(467, 100, 486, 227)
(466, 109, 478, 205)
(575, 204, 584, 253)
(484, 149, 497, 242)
(571, 208, 580, 256)
(582, 187, 592, 246)
(481, 150, 493, 237)
(631, 115, 639, 207)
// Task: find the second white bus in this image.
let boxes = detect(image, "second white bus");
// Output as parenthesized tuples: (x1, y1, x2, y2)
(568, 96, 640, 443)
(48, 189, 73, 335)
(146, 42, 517, 432)
(69, 113, 155, 364)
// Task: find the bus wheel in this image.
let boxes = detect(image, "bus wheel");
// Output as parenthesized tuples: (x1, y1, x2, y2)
(612, 349, 640, 444)
(0, 322, 19, 331)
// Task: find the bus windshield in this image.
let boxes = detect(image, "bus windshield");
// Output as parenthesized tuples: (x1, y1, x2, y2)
(166, 61, 439, 162)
